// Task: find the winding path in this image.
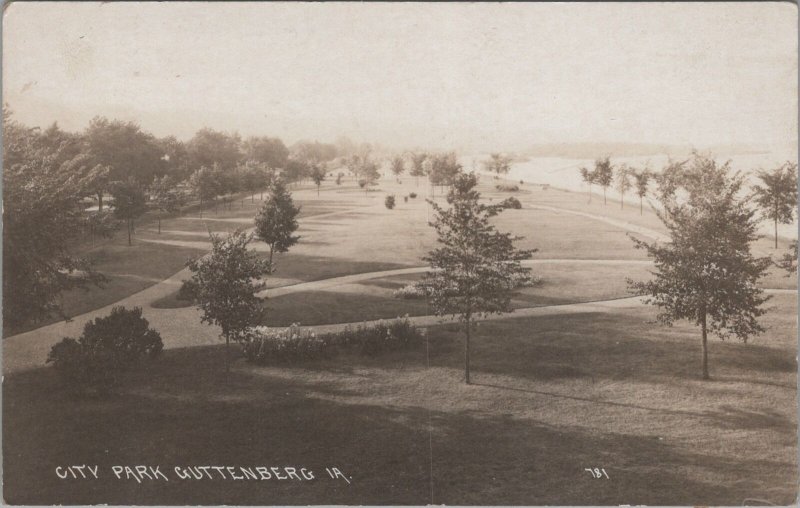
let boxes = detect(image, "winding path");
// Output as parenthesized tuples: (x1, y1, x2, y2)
(3, 202, 793, 375)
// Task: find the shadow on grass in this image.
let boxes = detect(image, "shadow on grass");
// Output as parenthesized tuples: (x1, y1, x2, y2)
(3, 344, 795, 505)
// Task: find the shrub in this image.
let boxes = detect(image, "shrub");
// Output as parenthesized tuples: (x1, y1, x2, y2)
(409, 192, 417, 198)
(509, 272, 543, 289)
(241, 317, 425, 364)
(495, 184, 520, 192)
(336, 173, 343, 185)
(358, 179, 367, 189)
(520, 180, 524, 185)
(46, 306, 163, 395)
(503, 197, 523, 209)
(392, 283, 428, 299)
(385, 195, 396, 209)
(404, 196, 409, 203)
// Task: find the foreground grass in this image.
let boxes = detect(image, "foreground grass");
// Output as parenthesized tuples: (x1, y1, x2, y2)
(4, 295, 795, 505)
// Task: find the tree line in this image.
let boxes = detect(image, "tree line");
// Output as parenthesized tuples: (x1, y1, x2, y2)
(2, 106, 339, 331)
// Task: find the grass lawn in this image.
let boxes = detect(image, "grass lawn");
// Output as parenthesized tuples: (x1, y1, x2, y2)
(4, 295, 795, 505)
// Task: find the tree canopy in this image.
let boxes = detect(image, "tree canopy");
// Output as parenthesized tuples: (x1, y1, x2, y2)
(628, 154, 771, 380)
(421, 172, 534, 384)
(752, 162, 797, 249)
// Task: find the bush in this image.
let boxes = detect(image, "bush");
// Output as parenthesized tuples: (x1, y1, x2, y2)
(409, 192, 417, 198)
(241, 317, 425, 364)
(503, 197, 522, 209)
(46, 306, 163, 395)
(385, 195, 396, 209)
(495, 184, 519, 192)
(336, 173, 343, 185)
(404, 196, 409, 203)
(392, 283, 428, 299)
(509, 272, 543, 289)
(520, 180, 524, 185)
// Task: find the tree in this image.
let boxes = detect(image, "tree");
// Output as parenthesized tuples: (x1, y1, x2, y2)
(242, 136, 289, 169)
(421, 172, 534, 384)
(593, 157, 614, 205)
(110, 178, 147, 246)
(631, 169, 651, 215)
(254, 179, 301, 264)
(428, 152, 462, 191)
(310, 163, 326, 196)
(482, 153, 512, 176)
(182, 230, 271, 371)
(3, 111, 108, 330)
(157, 135, 191, 181)
(751, 162, 797, 249)
(390, 156, 405, 181)
(188, 166, 220, 217)
(150, 175, 185, 234)
(84, 117, 164, 205)
(409, 152, 427, 186)
(627, 154, 771, 380)
(579, 166, 595, 203)
(615, 164, 632, 209)
(291, 140, 337, 163)
(187, 128, 242, 171)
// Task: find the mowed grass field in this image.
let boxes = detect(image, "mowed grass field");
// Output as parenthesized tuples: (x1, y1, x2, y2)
(3, 172, 797, 505)
(3, 294, 795, 505)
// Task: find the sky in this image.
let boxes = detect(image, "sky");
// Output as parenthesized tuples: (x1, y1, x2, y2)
(3, 2, 797, 156)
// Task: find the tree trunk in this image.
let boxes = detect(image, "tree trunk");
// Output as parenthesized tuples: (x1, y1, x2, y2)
(317, 185, 320, 196)
(701, 311, 709, 380)
(775, 216, 778, 249)
(464, 315, 471, 385)
(127, 219, 132, 246)
(158, 215, 161, 234)
(97, 192, 103, 211)
(260, 190, 264, 200)
(225, 335, 230, 373)
(620, 193, 624, 210)
(640, 196, 643, 215)
(199, 198, 203, 218)
(269, 246, 275, 266)
(588, 184, 592, 203)
(603, 187, 607, 205)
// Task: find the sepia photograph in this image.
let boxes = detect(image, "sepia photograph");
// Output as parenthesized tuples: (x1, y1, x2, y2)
(1, 2, 798, 505)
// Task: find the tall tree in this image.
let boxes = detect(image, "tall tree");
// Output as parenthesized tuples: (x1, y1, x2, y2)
(3, 110, 108, 330)
(615, 164, 632, 209)
(628, 155, 771, 380)
(254, 179, 301, 264)
(187, 128, 242, 171)
(421, 172, 534, 384)
(579, 166, 596, 203)
(84, 117, 164, 196)
(631, 169, 651, 215)
(182, 230, 271, 371)
(150, 175, 185, 234)
(751, 162, 797, 249)
(110, 178, 148, 246)
(593, 157, 614, 205)
(242, 136, 289, 168)
(482, 153, 512, 176)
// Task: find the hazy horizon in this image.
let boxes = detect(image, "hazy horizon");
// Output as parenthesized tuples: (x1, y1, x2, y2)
(3, 2, 797, 157)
